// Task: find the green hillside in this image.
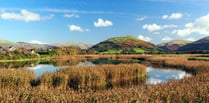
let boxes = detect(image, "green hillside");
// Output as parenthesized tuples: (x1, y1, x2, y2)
(90, 35, 161, 54)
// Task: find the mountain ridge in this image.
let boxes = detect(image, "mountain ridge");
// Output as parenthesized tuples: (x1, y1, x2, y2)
(0, 39, 92, 50)
(158, 39, 192, 51)
(178, 36, 209, 51)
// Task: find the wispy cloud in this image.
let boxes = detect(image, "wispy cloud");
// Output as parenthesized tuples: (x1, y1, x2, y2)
(136, 16, 147, 21)
(143, 24, 177, 32)
(34, 8, 118, 14)
(64, 14, 79, 18)
(0, 8, 121, 15)
(162, 13, 183, 20)
(0, 9, 54, 22)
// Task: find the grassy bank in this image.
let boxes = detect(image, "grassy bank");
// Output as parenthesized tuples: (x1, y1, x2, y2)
(0, 57, 51, 63)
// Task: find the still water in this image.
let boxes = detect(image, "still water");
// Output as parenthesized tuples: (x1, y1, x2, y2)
(26, 58, 191, 85)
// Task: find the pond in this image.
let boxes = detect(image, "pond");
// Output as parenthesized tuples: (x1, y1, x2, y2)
(24, 58, 191, 85)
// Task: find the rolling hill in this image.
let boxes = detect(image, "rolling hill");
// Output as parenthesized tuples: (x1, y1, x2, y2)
(0, 39, 92, 50)
(89, 35, 161, 54)
(158, 39, 192, 51)
(0, 39, 17, 47)
(52, 42, 92, 49)
(17, 42, 55, 49)
(178, 36, 209, 51)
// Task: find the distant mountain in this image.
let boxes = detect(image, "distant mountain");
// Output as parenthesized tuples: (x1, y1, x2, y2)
(89, 35, 161, 54)
(178, 36, 209, 51)
(158, 39, 192, 51)
(0, 39, 17, 47)
(17, 42, 55, 49)
(52, 42, 92, 49)
(0, 39, 91, 50)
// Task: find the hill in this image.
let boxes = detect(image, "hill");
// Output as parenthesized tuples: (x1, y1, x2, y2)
(158, 39, 192, 51)
(17, 42, 55, 49)
(178, 36, 209, 51)
(0, 39, 17, 47)
(89, 35, 161, 54)
(52, 42, 92, 49)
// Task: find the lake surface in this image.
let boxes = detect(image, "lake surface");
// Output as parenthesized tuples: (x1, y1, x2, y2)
(25, 58, 191, 85)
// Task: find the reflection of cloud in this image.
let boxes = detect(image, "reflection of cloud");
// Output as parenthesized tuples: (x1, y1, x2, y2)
(174, 72, 192, 79)
(76, 61, 96, 67)
(146, 66, 192, 85)
(155, 75, 160, 77)
(146, 67, 153, 72)
(147, 77, 164, 85)
(28, 65, 51, 70)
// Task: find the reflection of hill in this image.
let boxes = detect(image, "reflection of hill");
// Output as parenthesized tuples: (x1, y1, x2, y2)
(92, 58, 139, 65)
(39, 59, 82, 67)
(0, 58, 140, 69)
(0, 61, 39, 69)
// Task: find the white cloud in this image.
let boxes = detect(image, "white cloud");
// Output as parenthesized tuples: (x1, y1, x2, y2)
(173, 13, 209, 37)
(68, 25, 89, 32)
(64, 14, 79, 18)
(34, 8, 117, 14)
(42, 14, 55, 20)
(30, 40, 47, 44)
(153, 32, 160, 34)
(138, 35, 152, 42)
(186, 37, 195, 41)
(85, 29, 90, 32)
(162, 13, 183, 20)
(1, 9, 40, 22)
(94, 18, 113, 27)
(0, 9, 54, 22)
(162, 36, 172, 41)
(172, 29, 192, 37)
(136, 16, 147, 21)
(143, 24, 177, 32)
(147, 77, 164, 85)
(162, 15, 168, 19)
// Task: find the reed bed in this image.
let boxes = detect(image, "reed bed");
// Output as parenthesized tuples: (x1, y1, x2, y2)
(38, 64, 147, 90)
(0, 54, 208, 102)
(0, 69, 35, 88)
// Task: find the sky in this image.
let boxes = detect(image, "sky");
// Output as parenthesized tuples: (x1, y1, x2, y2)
(1, 0, 209, 45)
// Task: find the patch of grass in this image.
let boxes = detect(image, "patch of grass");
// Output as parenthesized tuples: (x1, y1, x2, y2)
(133, 48, 145, 53)
(188, 58, 209, 61)
(101, 49, 122, 54)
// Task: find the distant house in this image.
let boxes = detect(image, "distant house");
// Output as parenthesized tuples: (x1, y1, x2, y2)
(9, 46, 17, 51)
(28, 49, 35, 54)
(0, 46, 3, 51)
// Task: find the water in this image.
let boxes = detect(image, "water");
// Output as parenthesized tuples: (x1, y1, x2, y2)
(146, 67, 191, 85)
(25, 59, 191, 85)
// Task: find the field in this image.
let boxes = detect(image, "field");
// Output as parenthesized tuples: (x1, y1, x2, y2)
(0, 54, 208, 102)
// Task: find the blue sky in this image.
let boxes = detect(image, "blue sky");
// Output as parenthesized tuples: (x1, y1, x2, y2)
(1, 0, 209, 44)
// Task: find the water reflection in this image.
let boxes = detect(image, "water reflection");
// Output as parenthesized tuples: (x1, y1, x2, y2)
(146, 67, 192, 85)
(0, 58, 192, 86)
(28, 64, 63, 77)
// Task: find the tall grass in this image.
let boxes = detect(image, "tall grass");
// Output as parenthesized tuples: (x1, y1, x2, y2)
(38, 64, 147, 90)
(0, 54, 208, 102)
(0, 69, 35, 88)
